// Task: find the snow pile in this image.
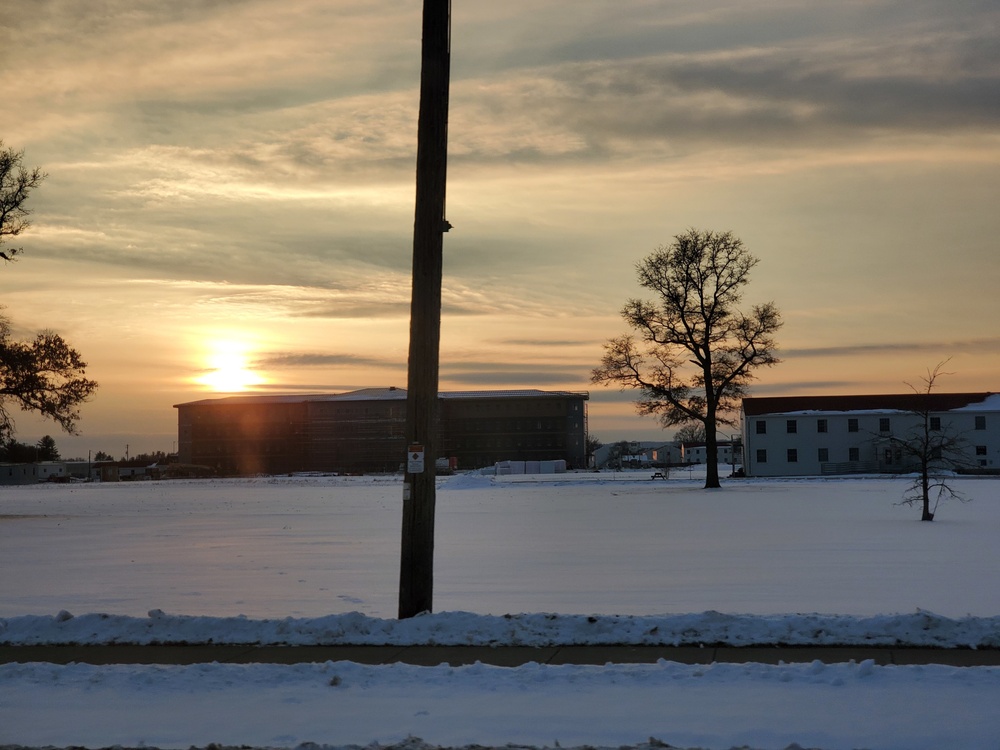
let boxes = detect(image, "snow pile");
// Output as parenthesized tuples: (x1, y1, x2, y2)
(3, 608, 999, 647)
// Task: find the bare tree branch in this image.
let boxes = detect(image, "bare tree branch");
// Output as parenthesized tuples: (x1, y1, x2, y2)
(0, 142, 47, 264)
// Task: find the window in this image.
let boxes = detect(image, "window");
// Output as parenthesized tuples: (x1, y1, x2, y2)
(849, 447, 860, 461)
(787, 448, 798, 463)
(786, 420, 797, 434)
(976, 445, 988, 456)
(930, 416, 941, 431)
(756, 421, 767, 435)
(817, 419, 828, 433)
(879, 417, 891, 433)
(848, 418, 859, 433)
(975, 416, 986, 430)
(756, 449, 767, 463)
(818, 448, 829, 462)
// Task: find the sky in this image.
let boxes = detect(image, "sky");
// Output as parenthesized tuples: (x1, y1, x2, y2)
(1, 0, 999, 458)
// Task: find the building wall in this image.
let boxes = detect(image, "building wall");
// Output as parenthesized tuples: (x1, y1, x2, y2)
(680, 442, 735, 465)
(0, 462, 69, 485)
(177, 400, 312, 475)
(0, 463, 38, 485)
(306, 398, 406, 473)
(439, 393, 588, 470)
(742, 400, 1000, 477)
(176, 389, 589, 475)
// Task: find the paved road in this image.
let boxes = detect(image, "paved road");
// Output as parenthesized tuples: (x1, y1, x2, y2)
(3, 644, 999, 667)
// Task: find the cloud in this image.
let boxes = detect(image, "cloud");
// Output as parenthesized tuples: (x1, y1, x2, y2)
(783, 338, 1000, 359)
(495, 338, 594, 347)
(444, 0, 1000, 166)
(747, 381, 860, 396)
(439, 369, 587, 387)
(438, 359, 592, 388)
(254, 352, 388, 369)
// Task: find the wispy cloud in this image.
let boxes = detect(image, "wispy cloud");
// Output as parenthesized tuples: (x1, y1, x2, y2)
(784, 338, 1000, 359)
(495, 338, 595, 347)
(254, 352, 388, 369)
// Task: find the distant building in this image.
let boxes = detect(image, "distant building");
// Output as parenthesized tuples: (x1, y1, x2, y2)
(0, 462, 70, 485)
(0, 463, 38, 486)
(680, 441, 737, 467)
(741, 392, 999, 477)
(593, 442, 681, 469)
(174, 387, 589, 475)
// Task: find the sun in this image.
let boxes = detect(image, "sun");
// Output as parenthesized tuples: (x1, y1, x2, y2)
(196, 341, 265, 392)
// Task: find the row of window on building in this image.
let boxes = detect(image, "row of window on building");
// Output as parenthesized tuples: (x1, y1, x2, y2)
(756, 445, 991, 464)
(757, 415, 988, 435)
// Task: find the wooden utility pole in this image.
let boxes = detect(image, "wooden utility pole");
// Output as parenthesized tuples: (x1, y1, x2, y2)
(399, 0, 451, 619)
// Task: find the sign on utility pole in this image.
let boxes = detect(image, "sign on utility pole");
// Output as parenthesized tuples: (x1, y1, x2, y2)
(399, 0, 451, 619)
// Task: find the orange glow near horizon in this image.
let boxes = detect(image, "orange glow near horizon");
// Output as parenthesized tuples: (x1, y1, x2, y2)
(195, 340, 265, 392)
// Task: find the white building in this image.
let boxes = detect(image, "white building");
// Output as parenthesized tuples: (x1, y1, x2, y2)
(741, 392, 999, 477)
(680, 441, 738, 467)
(0, 462, 67, 485)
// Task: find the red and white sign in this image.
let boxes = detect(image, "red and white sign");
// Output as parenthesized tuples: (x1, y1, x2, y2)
(407, 444, 425, 473)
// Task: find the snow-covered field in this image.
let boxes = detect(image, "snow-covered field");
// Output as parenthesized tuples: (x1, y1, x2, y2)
(2, 471, 1000, 750)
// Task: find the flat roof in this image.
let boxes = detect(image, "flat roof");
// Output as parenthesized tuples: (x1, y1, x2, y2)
(742, 392, 996, 416)
(175, 387, 589, 408)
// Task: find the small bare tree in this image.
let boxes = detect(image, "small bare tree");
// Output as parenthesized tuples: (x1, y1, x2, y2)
(891, 360, 972, 521)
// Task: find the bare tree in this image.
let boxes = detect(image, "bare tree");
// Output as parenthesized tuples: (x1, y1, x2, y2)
(891, 360, 972, 521)
(585, 435, 603, 468)
(673, 423, 707, 444)
(592, 229, 782, 488)
(0, 142, 47, 262)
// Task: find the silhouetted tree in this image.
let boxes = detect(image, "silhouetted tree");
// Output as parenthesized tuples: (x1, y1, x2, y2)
(585, 435, 603, 468)
(0, 142, 46, 263)
(674, 423, 707, 444)
(592, 229, 782, 488)
(1, 438, 37, 462)
(0, 310, 98, 442)
(93, 450, 114, 462)
(36, 434, 59, 461)
(0, 144, 98, 441)
(891, 361, 972, 521)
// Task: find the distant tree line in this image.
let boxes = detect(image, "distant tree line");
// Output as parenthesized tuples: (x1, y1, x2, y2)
(1, 435, 60, 462)
(0, 438, 174, 466)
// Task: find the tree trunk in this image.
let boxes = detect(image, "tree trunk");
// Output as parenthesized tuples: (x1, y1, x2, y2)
(703, 418, 721, 489)
(921, 469, 934, 521)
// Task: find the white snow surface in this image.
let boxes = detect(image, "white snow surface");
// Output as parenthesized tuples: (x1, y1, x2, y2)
(2, 470, 1000, 749)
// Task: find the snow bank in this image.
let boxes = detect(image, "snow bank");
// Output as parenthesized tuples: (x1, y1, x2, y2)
(3, 608, 999, 648)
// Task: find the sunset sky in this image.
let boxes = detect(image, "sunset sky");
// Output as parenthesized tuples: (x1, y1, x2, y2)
(2, 0, 998, 458)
